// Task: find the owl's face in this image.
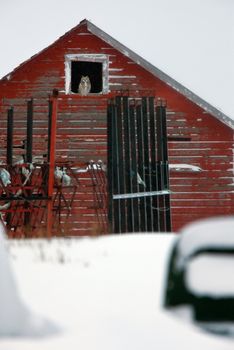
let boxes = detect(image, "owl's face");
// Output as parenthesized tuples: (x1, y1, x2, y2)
(80, 76, 90, 84)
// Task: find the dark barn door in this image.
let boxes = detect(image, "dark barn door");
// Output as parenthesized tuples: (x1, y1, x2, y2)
(107, 96, 171, 233)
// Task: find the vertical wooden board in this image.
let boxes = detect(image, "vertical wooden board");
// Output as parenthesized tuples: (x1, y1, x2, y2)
(123, 97, 135, 232)
(129, 101, 140, 232)
(136, 102, 147, 232)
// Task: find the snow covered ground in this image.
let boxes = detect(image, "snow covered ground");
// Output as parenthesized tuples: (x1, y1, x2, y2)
(1, 217, 234, 350)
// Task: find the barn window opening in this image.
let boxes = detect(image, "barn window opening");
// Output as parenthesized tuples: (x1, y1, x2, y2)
(71, 61, 103, 94)
(65, 54, 109, 95)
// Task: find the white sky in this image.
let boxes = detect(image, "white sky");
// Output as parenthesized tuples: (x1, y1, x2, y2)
(0, 0, 234, 119)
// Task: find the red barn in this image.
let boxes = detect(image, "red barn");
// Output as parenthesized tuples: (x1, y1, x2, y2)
(0, 19, 233, 236)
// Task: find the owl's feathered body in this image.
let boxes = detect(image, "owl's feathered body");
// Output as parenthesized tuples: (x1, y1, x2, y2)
(78, 76, 91, 96)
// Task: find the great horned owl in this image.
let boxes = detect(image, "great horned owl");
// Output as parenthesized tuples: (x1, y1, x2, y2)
(78, 76, 91, 96)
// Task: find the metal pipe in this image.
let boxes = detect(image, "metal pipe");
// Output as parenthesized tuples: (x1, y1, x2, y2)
(7, 107, 13, 165)
(46, 91, 58, 237)
(26, 99, 33, 163)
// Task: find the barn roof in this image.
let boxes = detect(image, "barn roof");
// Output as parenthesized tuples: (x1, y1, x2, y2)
(85, 20, 234, 130)
(1, 19, 234, 130)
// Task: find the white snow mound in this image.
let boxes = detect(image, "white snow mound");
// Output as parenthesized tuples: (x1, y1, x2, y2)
(0, 221, 59, 337)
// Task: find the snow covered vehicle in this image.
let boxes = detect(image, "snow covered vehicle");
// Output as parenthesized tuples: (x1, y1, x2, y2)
(164, 216, 234, 336)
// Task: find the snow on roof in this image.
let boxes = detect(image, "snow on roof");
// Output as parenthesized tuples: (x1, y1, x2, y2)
(176, 216, 234, 269)
(169, 164, 202, 172)
(186, 254, 234, 296)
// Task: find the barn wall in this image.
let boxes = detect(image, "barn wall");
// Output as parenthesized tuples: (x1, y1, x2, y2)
(167, 115, 233, 231)
(0, 22, 233, 235)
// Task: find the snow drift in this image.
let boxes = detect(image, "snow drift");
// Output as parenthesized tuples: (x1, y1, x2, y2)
(0, 221, 58, 337)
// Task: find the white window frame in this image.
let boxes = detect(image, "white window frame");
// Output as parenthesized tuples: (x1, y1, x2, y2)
(65, 54, 109, 94)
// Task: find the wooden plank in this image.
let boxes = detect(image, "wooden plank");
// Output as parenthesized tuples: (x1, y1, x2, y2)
(123, 96, 133, 232)
(136, 101, 147, 232)
(149, 96, 159, 231)
(129, 100, 140, 232)
(142, 97, 153, 231)
(116, 96, 127, 233)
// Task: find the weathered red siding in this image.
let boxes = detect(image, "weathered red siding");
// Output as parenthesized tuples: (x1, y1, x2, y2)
(0, 21, 233, 235)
